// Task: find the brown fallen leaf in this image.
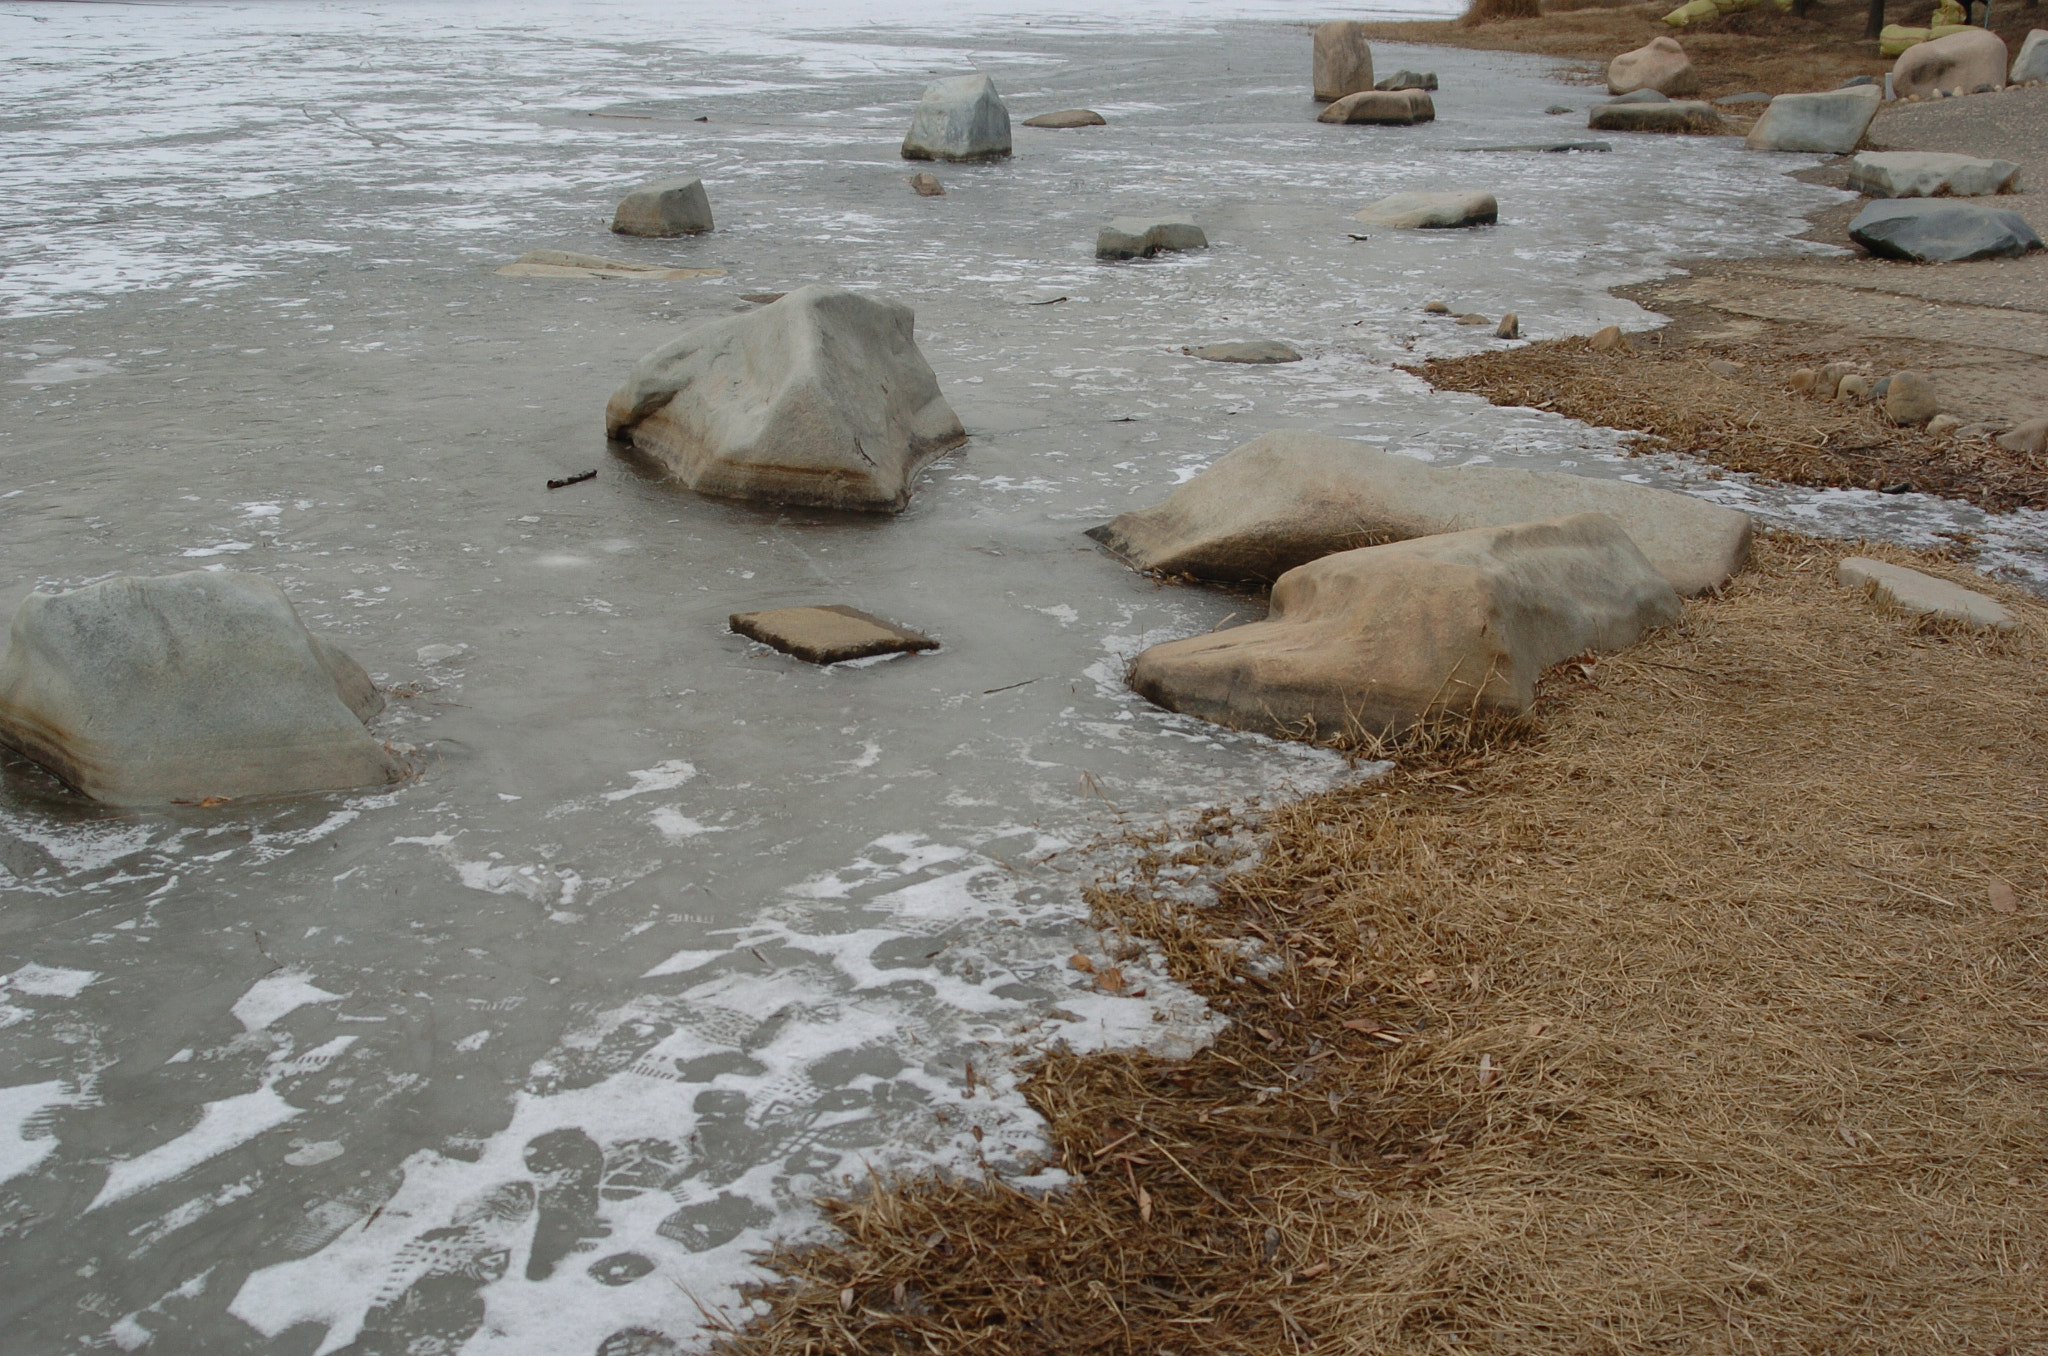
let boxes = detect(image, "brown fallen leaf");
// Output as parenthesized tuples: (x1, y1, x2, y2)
(1094, 967, 1127, 995)
(1069, 952, 1096, 973)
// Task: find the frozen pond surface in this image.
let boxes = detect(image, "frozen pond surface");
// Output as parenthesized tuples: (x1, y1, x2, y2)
(4, 1, 2046, 1352)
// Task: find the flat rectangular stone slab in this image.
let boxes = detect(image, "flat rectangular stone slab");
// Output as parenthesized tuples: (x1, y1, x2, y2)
(729, 605, 938, 664)
(1837, 557, 2014, 630)
(497, 250, 724, 280)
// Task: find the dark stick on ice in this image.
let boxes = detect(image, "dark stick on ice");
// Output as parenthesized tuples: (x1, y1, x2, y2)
(546, 470, 597, 489)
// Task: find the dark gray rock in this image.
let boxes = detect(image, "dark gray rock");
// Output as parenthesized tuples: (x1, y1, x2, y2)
(1848, 199, 2045, 261)
(612, 177, 713, 237)
(1589, 100, 1723, 134)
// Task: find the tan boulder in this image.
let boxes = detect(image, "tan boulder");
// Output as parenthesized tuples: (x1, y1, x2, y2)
(1317, 89, 1434, 125)
(1127, 514, 1682, 742)
(1837, 557, 2013, 631)
(0, 571, 403, 806)
(1607, 37, 1699, 96)
(1085, 429, 1752, 596)
(604, 285, 965, 513)
(1892, 28, 2008, 99)
(1312, 21, 1375, 101)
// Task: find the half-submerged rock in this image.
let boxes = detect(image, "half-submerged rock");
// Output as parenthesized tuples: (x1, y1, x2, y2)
(1589, 99, 1723, 134)
(1127, 514, 1681, 742)
(0, 571, 403, 806)
(1847, 151, 2020, 198)
(1318, 89, 1435, 125)
(1376, 69, 1439, 90)
(1190, 341, 1302, 364)
(1353, 191, 1496, 229)
(730, 606, 938, 664)
(1312, 21, 1374, 101)
(1086, 429, 1751, 596)
(604, 284, 966, 513)
(1744, 86, 1881, 153)
(1849, 199, 2045, 261)
(901, 73, 1012, 161)
(611, 177, 714, 237)
(497, 250, 723, 281)
(1022, 109, 1106, 128)
(1097, 216, 1208, 259)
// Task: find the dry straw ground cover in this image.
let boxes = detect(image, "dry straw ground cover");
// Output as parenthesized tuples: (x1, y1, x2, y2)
(725, 532, 2047, 1355)
(1411, 338, 2048, 513)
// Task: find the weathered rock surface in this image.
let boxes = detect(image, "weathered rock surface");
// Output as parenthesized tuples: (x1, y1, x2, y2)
(1996, 416, 2048, 454)
(1375, 69, 1439, 90)
(497, 251, 723, 281)
(1847, 150, 2019, 197)
(1127, 514, 1682, 741)
(1893, 28, 2008, 100)
(2013, 29, 2048, 83)
(1608, 36, 1699, 96)
(611, 177, 713, 237)
(0, 571, 402, 806)
(1745, 86, 1881, 153)
(604, 284, 965, 513)
(1849, 199, 2045, 261)
(901, 73, 1012, 161)
(1884, 370, 1940, 425)
(1589, 99, 1723, 134)
(1353, 191, 1496, 229)
(1837, 557, 2013, 630)
(1097, 216, 1208, 259)
(909, 172, 945, 196)
(1318, 89, 1434, 124)
(729, 606, 937, 664)
(1022, 109, 1106, 128)
(1312, 21, 1375, 101)
(1591, 325, 1627, 353)
(1496, 312, 1520, 338)
(1086, 429, 1752, 596)
(1190, 341, 1302, 364)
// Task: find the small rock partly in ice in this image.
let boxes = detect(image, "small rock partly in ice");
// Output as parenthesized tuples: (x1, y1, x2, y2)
(1189, 341, 1302, 364)
(1495, 312, 1520, 338)
(729, 605, 938, 664)
(909, 172, 945, 196)
(1097, 215, 1208, 259)
(1022, 109, 1105, 128)
(611, 177, 713, 237)
(497, 250, 723, 281)
(1353, 190, 1496, 229)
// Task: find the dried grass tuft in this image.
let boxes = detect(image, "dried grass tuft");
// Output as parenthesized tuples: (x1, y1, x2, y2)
(723, 532, 2048, 1355)
(1463, 0, 1545, 25)
(1409, 338, 2048, 514)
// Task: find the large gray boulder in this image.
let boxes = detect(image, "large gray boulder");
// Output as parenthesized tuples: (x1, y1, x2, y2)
(1588, 99, 1723, 134)
(1127, 514, 1681, 742)
(1848, 199, 2045, 261)
(1312, 21, 1374, 101)
(1893, 28, 2007, 99)
(1607, 37, 1698, 96)
(1086, 428, 1752, 596)
(1847, 151, 2019, 198)
(1097, 215, 1208, 259)
(604, 284, 966, 512)
(901, 74, 1011, 161)
(1353, 191, 1496, 229)
(0, 572, 403, 806)
(1744, 86, 1880, 154)
(2013, 29, 2048, 83)
(611, 177, 713, 237)
(1318, 89, 1435, 125)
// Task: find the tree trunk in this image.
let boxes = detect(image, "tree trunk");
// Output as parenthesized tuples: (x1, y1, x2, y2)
(1865, 0, 1885, 36)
